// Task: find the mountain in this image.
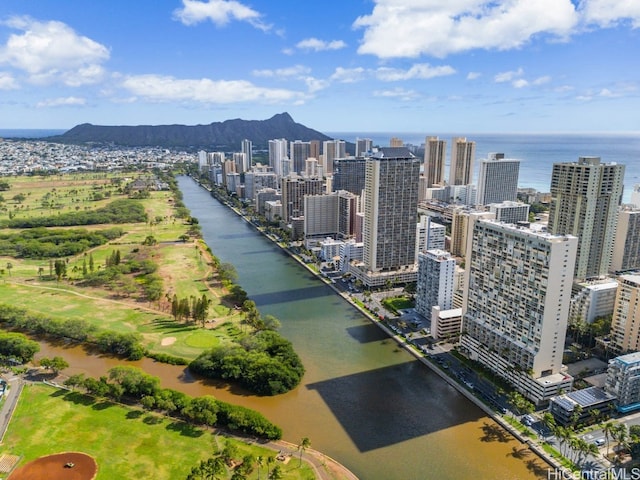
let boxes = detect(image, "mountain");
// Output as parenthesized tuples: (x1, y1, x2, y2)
(45, 112, 334, 150)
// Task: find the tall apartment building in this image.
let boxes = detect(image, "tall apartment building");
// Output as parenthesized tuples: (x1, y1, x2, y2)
(610, 275, 640, 353)
(548, 156, 625, 280)
(449, 209, 494, 258)
(460, 219, 578, 404)
(611, 207, 640, 272)
(289, 140, 311, 174)
(605, 352, 640, 413)
(449, 137, 476, 186)
(244, 171, 278, 202)
(476, 153, 520, 206)
(309, 140, 320, 162)
(389, 137, 404, 147)
(281, 175, 324, 222)
(304, 190, 359, 241)
(631, 185, 640, 208)
(489, 201, 530, 224)
(351, 147, 420, 287)
(268, 139, 288, 177)
(356, 138, 373, 157)
(569, 279, 618, 325)
(416, 215, 446, 254)
(233, 152, 248, 174)
(415, 249, 455, 318)
(241, 139, 252, 167)
(333, 157, 366, 196)
(424, 136, 446, 188)
(322, 139, 346, 176)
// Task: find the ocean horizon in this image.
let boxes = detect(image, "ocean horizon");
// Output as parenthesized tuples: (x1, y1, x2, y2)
(329, 131, 640, 203)
(2, 129, 638, 203)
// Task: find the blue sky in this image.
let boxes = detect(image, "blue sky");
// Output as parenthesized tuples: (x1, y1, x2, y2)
(0, 0, 639, 132)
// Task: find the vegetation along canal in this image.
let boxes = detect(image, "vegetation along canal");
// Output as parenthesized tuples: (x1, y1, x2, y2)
(37, 176, 548, 480)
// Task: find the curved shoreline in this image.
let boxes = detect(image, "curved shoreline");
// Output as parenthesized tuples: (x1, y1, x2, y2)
(199, 179, 566, 475)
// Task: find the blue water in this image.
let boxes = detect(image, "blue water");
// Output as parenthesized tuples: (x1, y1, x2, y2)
(329, 132, 640, 201)
(0, 129, 66, 138)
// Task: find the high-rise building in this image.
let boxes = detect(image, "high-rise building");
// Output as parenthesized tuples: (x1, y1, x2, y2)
(631, 184, 640, 209)
(281, 175, 324, 222)
(323, 140, 346, 176)
(460, 219, 577, 404)
(351, 147, 420, 287)
(416, 215, 446, 254)
(449, 137, 475, 186)
(268, 139, 288, 177)
(356, 138, 373, 157)
(548, 156, 625, 280)
(241, 139, 252, 167)
(611, 207, 640, 273)
(389, 137, 404, 147)
(488, 201, 530, 224)
(290, 140, 311, 174)
(424, 136, 446, 188)
(476, 153, 520, 206)
(610, 275, 640, 354)
(233, 152, 248, 174)
(605, 352, 640, 413)
(332, 157, 366, 196)
(309, 140, 320, 162)
(415, 249, 456, 318)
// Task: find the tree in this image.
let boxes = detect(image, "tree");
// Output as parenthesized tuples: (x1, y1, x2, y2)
(298, 437, 311, 466)
(12, 193, 26, 203)
(39, 356, 69, 374)
(255, 456, 263, 480)
(265, 456, 275, 480)
(269, 465, 283, 480)
(6, 262, 12, 277)
(604, 421, 616, 457)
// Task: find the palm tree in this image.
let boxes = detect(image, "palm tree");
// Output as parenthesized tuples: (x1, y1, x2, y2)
(298, 437, 311, 466)
(265, 456, 275, 479)
(603, 421, 616, 458)
(6, 262, 12, 277)
(255, 456, 263, 480)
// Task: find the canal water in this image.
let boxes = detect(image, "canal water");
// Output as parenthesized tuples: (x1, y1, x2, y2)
(37, 177, 548, 479)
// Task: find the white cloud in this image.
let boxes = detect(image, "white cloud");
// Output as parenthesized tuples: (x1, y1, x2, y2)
(579, 0, 640, 28)
(373, 87, 420, 100)
(467, 72, 481, 80)
(36, 96, 87, 108)
(330, 67, 366, 83)
(0, 16, 109, 86)
(303, 77, 329, 93)
(533, 75, 551, 86)
(295, 38, 347, 52)
(512, 79, 529, 88)
(554, 85, 574, 93)
(0, 72, 18, 89)
(353, 0, 578, 58)
(375, 63, 455, 81)
(173, 0, 271, 31)
(120, 74, 306, 104)
(252, 65, 310, 78)
(494, 68, 524, 83)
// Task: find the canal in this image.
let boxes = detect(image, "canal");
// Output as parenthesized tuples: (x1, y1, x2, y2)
(37, 177, 547, 479)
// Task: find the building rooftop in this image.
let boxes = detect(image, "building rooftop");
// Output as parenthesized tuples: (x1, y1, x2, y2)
(614, 351, 640, 365)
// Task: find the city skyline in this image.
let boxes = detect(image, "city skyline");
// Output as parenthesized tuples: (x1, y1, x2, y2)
(0, 1, 639, 132)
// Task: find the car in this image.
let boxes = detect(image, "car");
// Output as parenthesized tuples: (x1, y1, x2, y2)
(595, 438, 605, 447)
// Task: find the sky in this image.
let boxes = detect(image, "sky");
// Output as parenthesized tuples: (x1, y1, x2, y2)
(0, 0, 639, 133)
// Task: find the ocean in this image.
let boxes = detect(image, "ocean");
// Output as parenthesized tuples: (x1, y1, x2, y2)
(328, 132, 640, 203)
(0, 129, 66, 139)
(2, 129, 638, 202)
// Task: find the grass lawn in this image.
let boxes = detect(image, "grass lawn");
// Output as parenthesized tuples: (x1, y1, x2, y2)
(0, 172, 249, 361)
(1, 383, 315, 479)
(381, 296, 414, 315)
